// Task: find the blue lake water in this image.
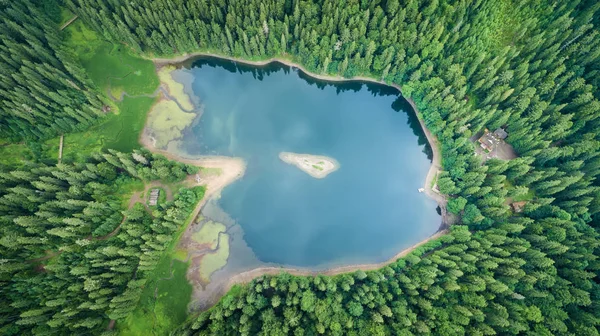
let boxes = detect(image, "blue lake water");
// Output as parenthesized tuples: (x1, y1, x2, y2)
(174, 58, 441, 267)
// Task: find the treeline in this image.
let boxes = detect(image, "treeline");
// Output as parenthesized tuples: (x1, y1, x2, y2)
(0, 1, 105, 141)
(0, 149, 202, 335)
(62, 0, 600, 334)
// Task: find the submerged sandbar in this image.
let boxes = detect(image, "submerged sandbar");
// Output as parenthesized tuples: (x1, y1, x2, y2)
(279, 152, 339, 179)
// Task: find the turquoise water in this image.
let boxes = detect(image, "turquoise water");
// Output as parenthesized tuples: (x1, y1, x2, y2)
(175, 58, 440, 267)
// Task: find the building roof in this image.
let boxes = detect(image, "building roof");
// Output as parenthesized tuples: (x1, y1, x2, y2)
(511, 201, 527, 213)
(493, 128, 508, 140)
(478, 129, 495, 151)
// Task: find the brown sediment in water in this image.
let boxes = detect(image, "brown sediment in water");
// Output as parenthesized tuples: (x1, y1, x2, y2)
(138, 52, 451, 313)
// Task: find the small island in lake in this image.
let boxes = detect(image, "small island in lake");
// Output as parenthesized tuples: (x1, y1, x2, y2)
(279, 152, 340, 179)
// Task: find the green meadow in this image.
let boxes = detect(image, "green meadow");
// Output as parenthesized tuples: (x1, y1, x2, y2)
(46, 19, 161, 162)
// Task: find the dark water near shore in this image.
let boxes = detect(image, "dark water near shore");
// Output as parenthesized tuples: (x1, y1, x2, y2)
(173, 57, 440, 267)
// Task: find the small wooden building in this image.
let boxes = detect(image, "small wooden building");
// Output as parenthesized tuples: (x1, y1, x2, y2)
(511, 201, 527, 213)
(493, 128, 508, 140)
(149, 189, 160, 206)
(478, 129, 495, 152)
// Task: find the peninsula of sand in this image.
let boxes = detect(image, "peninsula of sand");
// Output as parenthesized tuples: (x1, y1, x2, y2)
(279, 152, 339, 179)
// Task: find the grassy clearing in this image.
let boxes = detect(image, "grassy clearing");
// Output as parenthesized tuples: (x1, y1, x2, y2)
(118, 256, 192, 336)
(0, 143, 34, 168)
(113, 178, 145, 208)
(48, 20, 160, 162)
(199, 233, 230, 282)
(65, 20, 158, 96)
(191, 221, 227, 249)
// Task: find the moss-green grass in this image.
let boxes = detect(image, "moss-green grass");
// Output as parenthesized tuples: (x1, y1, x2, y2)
(199, 233, 230, 282)
(0, 143, 34, 168)
(191, 221, 227, 249)
(113, 178, 145, 209)
(47, 20, 160, 162)
(117, 256, 192, 336)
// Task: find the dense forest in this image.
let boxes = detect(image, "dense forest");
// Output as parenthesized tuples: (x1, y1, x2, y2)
(0, 149, 202, 334)
(0, 1, 105, 141)
(1, 0, 600, 334)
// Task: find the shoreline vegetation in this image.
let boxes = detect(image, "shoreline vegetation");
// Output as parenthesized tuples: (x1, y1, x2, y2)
(140, 52, 449, 311)
(279, 152, 340, 179)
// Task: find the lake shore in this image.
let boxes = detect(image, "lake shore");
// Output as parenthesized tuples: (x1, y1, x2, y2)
(195, 229, 448, 311)
(279, 152, 339, 179)
(138, 133, 246, 216)
(141, 52, 450, 313)
(151, 52, 446, 216)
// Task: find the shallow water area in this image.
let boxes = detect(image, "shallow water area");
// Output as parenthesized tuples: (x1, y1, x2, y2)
(158, 57, 441, 272)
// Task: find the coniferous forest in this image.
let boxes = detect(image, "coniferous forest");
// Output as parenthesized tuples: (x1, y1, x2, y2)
(1, 0, 600, 335)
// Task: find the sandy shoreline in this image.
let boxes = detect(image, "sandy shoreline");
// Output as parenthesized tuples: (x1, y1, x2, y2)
(139, 52, 449, 312)
(138, 134, 246, 217)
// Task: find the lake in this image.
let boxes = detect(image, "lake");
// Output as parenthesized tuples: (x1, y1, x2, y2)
(171, 57, 440, 268)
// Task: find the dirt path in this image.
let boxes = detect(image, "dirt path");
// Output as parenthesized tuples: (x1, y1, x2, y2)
(26, 251, 62, 263)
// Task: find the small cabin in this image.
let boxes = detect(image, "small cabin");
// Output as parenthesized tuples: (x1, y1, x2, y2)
(511, 201, 527, 213)
(477, 129, 495, 152)
(493, 128, 508, 140)
(149, 189, 160, 206)
(478, 128, 509, 152)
